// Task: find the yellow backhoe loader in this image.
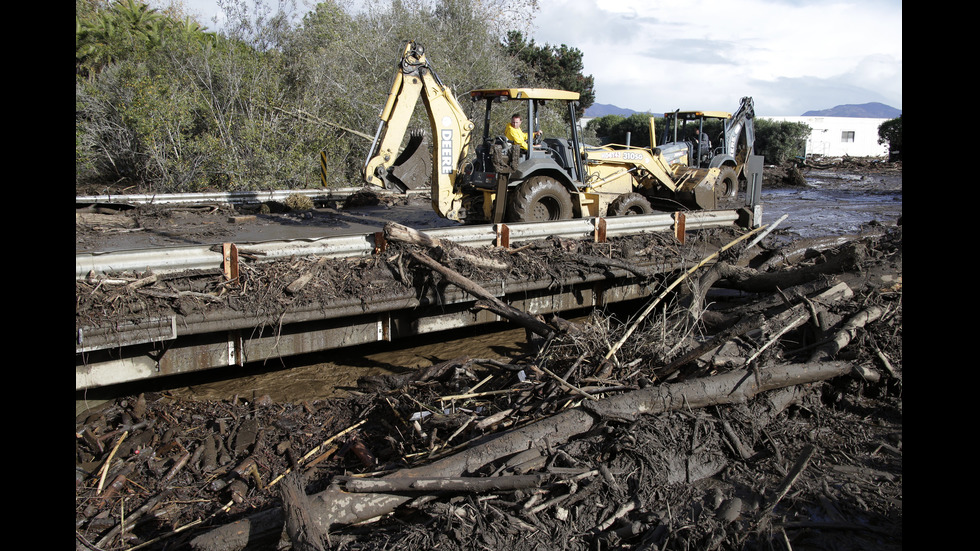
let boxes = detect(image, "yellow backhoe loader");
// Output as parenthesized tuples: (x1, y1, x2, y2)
(659, 96, 760, 193)
(363, 41, 755, 224)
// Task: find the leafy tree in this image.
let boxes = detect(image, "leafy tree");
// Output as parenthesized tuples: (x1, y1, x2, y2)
(753, 119, 811, 164)
(279, 0, 368, 186)
(76, 0, 165, 76)
(503, 31, 595, 117)
(585, 113, 656, 147)
(878, 115, 902, 160)
(79, 4, 263, 190)
(78, 38, 216, 191)
(216, 0, 299, 52)
(583, 114, 623, 145)
(77, 0, 218, 78)
(280, 0, 533, 185)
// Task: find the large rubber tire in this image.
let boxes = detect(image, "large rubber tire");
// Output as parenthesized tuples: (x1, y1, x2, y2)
(716, 166, 739, 200)
(507, 176, 574, 222)
(607, 192, 654, 216)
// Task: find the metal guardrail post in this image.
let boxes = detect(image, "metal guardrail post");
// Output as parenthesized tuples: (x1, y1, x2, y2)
(374, 231, 388, 254)
(594, 217, 607, 243)
(674, 212, 686, 244)
(222, 243, 239, 284)
(494, 223, 510, 248)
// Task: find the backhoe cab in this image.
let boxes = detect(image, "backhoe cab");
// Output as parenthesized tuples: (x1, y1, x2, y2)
(362, 41, 758, 226)
(462, 87, 587, 223)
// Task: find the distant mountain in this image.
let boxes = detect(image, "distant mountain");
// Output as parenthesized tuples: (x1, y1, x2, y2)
(801, 102, 901, 118)
(584, 103, 656, 118)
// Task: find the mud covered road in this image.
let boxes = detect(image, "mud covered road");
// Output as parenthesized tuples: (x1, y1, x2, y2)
(75, 158, 902, 551)
(75, 158, 902, 255)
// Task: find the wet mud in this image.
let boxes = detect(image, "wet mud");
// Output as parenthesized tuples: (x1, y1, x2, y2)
(75, 158, 902, 551)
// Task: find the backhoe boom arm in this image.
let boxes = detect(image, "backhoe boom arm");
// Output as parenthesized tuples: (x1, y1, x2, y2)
(363, 41, 474, 221)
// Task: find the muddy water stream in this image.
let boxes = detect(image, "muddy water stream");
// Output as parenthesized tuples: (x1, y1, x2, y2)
(762, 170, 902, 239)
(167, 322, 535, 403)
(76, 320, 542, 414)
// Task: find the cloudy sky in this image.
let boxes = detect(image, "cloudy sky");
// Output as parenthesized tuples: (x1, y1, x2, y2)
(181, 0, 902, 116)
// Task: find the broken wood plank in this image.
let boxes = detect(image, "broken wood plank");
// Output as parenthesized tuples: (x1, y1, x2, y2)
(285, 257, 329, 294)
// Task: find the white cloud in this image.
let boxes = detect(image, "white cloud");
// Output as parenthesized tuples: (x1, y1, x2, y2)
(530, 0, 902, 115)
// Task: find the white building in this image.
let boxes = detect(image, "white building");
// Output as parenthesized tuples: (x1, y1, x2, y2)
(761, 116, 889, 158)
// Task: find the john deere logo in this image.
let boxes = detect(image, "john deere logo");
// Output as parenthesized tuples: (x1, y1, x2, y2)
(440, 129, 453, 174)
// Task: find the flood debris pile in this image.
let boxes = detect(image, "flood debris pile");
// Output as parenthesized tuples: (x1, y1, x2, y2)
(75, 223, 902, 551)
(763, 157, 902, 189)
(75, 223, 695, 337)
(75, 249, 413, 331)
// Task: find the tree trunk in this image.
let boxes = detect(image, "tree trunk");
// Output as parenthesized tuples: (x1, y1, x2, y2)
(280, 474, 328, 551)
(384, 222, 511, 271)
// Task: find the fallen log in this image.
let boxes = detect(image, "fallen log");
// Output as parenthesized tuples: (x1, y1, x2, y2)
(337, 473, 552, 493)
(757, 229, 885, 272)
(700, 241, 865, 297)
(809, 305, 884, 363)
(380, 221, 554, 337)
(189, 358, 854, 550)
(693, 233, 873, 325)
(579, 360, 853, 423)
(684, 281, 853, 375)
(409, 250, 555, 338)
(384, 222, 510, 271)
(280, 473, 329, 551)
(383, 221, 442, 249)
(702, 278, 837, 328)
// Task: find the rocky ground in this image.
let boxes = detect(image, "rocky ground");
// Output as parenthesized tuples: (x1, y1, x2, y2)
(75, 159, 902, 551)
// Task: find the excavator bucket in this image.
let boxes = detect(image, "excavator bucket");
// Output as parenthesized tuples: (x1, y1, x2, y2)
(386, 130, 431, 191)
(692, 177, 718, 210)
(672, 168, 719, 211)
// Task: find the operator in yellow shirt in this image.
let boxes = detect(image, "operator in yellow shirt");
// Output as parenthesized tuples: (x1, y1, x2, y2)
(504, 113, 541, 151)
